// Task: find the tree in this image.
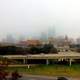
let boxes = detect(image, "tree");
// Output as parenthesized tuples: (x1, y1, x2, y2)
(29, 46, 40, 54)
(41, 43, 57, 54)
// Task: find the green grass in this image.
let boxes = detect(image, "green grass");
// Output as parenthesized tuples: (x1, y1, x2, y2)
(6, 64, 80, 77)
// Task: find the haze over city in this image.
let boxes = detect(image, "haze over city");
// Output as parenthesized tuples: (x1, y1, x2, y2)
(1, 1, 80, 80)
(0, 0, 80, 40)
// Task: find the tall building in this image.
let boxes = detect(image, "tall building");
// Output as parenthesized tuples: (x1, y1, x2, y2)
(6, 34, 16, 43)
(76, 37, 80, 44)
(47, 27, 55, 38)
(40, 32, 48, 41)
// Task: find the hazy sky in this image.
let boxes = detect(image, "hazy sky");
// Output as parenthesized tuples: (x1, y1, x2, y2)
(0, 0, 80, 39)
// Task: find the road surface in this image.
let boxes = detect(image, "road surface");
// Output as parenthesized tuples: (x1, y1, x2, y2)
(7, 74, 80, 80)
(12, 75, 79, 80)
(19, 77, 80, 80)
(19, 76, 56, 80)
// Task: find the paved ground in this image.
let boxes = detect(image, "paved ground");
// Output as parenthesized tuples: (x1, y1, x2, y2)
(19, 77, 80, 80)
(19, 76, 56, 80)
(12, 75, 79, 80)
(7, 74, 80, 80)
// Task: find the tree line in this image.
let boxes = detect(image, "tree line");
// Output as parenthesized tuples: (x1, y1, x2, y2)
(0, 43, 58, 55)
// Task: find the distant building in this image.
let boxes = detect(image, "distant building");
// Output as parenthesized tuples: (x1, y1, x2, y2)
(55, 35, 71, 52)
(76, 37, 80, 44)
(47, 27, 55, 38)
(26, 39, 42, 46)
(5, 34, 16, 43)
(18, 39, 42, 47)
(40, 32, 48, 41)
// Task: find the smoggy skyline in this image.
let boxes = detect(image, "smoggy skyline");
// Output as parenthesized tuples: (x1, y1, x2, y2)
(0, 0, 80, 39)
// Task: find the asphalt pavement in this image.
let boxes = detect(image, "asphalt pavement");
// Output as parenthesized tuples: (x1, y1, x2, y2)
(20, 77, 80, 80)
(19, 76, 56, 80)
(8, 75, 80, 80)
(17, 75, 75, 80)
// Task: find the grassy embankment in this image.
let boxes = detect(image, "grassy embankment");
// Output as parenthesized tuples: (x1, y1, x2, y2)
(6, 64, 80, 77)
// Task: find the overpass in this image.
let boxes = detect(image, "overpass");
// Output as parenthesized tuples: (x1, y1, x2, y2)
(1, 52, 80, 66)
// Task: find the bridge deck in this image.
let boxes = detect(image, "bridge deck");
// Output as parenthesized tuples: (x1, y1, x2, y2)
(2, 52, 80, 59)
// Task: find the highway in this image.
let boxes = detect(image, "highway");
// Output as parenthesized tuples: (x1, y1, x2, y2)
(1, 51, 80, 66)
(2, 51, 80, 59)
